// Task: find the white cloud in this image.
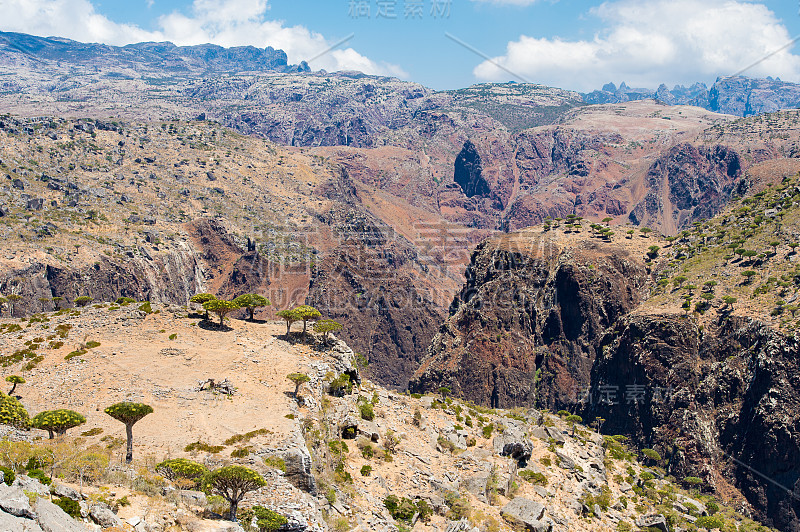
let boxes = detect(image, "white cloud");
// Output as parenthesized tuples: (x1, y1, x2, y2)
(473, 0, 800, 91)
(0, 0, 405, 77)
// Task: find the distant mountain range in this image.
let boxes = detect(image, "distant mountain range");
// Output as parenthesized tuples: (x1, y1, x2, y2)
(585, 77, 800, 116)
(1, 31, 799, 118)
(0, 31, 310, 76)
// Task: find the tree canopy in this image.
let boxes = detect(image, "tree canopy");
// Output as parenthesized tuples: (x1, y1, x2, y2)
(293, 305, 321, 336)
(203, 299, 240, 326)
(0, 392, 30, 429)
(232, 294, 270, 321)
(313, 319, 342, 344)
(156, 458, 208, 486)
(202, 465, 267, 521)
(5, 375, 24, 395)
(31, 409, 86, 438)
(104, 401, 154, 463)
(277, 309, 301, 336)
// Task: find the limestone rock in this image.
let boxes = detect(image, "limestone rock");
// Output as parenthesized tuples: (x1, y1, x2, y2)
(636, 514, 669, 532)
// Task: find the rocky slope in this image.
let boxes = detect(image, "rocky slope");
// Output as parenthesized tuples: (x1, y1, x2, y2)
(0, 115, 463, 390)
(0, 303, 773, 532)
(409, 229, 654, 410)
(412, 168, 800, 530)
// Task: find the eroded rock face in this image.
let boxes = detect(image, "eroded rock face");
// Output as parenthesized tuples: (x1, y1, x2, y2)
(586, 314, 800, 531)
(454, 141, 491, 199)
(410, 232, 650, 409)
(306, 208, 445, 389)
(628, 143, 743, 232)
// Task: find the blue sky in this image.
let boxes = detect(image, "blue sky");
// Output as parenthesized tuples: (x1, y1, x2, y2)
(2, 0, 799, 91)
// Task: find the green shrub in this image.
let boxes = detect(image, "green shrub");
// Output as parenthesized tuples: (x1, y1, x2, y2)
(360, 465, 372, 477)
(52, 497, 81, 518)
(248, 505, 287, 531)
(695, 515, 725, 529)
(26, 469, 51, 485)
(437, 435, 456, 453)
(361, 445, 374, 459)
(231, 447, 251, 458)
(115, 297, 136, 305)
(224, 429, 270, 446)
(519, 470, 548, 486)
(359, 402, 374, 421)
(444, 491, 471, 520)
(138, 301, 153, 314)
(184, 441, 224, 454)
(328, 374, 352, 397)
(74, 296, 93, 307)
(384, 495, 429, 523)
(0, 466, 14, 485)
(580, 486, 612, 511)
(482, 424, 494, 439)
(264, 456, 286, 472)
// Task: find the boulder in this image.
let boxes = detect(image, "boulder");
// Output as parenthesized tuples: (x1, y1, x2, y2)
(501, 440, 533, 466)
(14, 476, 50, 497)
(283, 446, 316, 494)
(445, 518, 479, 532)
(636, 514, 669, 532)
(35, 497, 90, 531)
(677, 494, 707, 516)
(89, 503, 122, 528)
(463, 473, 490, 503)
(500, 497, 551, 531)
(358, 420, 381, 442)
(0, 510, 43, 531)
(0, 482, 37, 518)
(179, 490, 207, 506)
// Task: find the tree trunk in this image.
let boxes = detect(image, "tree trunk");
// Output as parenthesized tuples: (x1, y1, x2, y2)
(285, 321, 291, 336)
(249, 308, 255, 321)
(8, 383, 16, 395)
(302, 320, 308, 337)
(125, 423, 134, 463)
(219, 313, 224, 326)
(229, 498, 239, 522)
(47, 429, 54, 439)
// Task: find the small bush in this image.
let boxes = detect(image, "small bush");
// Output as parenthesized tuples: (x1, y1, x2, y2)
(26, 469, 51, 485)
(444, 491, 471, 520)
(360, 465, 372, 477)
(184, 441, 224, 454)
(359, 402, 374, 421)
(264, 456, 286, 472)
(231, 447, 251, 458)
(519, 470, 548, 486)
(328, 374, 352, 397)
(0, 466, 14, 485)
(53, 497, 81, 518)
(361, 445, 374, 459)
(695, 515, 725, 529)
(437, 435, 456, 453)
(482, 424, 494, 439)
(223, 429, 269, 446)
(138, 301, 153, 314)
